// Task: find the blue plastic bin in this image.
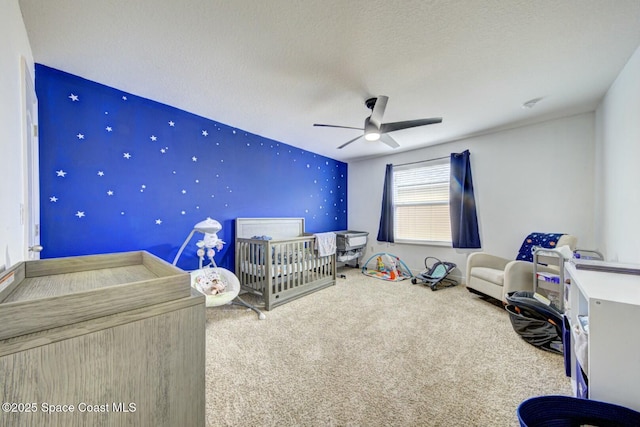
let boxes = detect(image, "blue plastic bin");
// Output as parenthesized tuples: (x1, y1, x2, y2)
(518, 395, 640, 427)
(562, 316, 571, 377)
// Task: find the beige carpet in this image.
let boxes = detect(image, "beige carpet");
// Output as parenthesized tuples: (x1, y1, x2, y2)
(204, 267, 571, 427)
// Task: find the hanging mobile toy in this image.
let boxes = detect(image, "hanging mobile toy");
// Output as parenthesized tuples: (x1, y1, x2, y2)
(173, 217, 225, 269)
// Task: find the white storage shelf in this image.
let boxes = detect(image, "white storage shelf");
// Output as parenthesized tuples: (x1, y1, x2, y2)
(533, 249, 565, 311)
(565, 261, 640, 412)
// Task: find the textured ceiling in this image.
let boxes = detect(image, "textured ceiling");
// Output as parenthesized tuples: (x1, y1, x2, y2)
(19, 0, 640, 162)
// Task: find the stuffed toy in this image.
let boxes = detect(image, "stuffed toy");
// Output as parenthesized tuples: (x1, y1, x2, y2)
(193, 268, 226, 295)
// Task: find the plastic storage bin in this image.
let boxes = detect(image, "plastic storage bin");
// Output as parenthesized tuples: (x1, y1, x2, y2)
(517, 395, 640, 427)
(562, 316, 571, 377)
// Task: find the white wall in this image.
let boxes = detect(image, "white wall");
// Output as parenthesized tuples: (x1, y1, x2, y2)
(0, 0, 34, 268)
(348, 113, 596, 280)
(595, 44, 640, 264)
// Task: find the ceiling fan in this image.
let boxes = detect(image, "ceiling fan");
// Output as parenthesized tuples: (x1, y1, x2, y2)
(314, 96, 442, 149)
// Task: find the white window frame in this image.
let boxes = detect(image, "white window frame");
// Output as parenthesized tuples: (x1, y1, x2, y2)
(393, 159, 452, 246)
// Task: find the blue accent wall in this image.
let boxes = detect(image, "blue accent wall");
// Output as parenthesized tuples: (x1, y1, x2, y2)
(36, 64, 348, 271)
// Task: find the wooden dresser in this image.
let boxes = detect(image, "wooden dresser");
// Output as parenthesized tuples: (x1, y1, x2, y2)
(0, 251, 205, 426)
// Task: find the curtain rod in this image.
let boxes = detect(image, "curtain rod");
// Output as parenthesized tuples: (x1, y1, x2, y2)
(394, 155, 449, 167)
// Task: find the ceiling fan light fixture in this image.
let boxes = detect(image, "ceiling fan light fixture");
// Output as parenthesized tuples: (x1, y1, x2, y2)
(364, 116, 380, 141)
(364, 131, 380, 141)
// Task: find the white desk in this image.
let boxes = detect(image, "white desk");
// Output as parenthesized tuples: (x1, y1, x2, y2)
(565, 261, 640, 411)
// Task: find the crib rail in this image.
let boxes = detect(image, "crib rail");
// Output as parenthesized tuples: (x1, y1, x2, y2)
(235, 235, 336, 310)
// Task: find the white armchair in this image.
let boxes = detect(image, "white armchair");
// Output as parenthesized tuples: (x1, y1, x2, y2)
(466, 234, 577, 303)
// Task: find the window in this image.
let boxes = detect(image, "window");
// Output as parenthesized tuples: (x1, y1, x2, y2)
(393, 160, 451, 244)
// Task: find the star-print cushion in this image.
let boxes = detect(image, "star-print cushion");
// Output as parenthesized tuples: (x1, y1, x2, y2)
(516, 232, 565, 262)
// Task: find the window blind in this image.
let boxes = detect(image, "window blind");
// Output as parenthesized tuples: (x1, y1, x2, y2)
(393, 160, 451, 243)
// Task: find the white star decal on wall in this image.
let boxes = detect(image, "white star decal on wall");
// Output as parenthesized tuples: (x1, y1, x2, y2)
(97, 171, 104, 176)
(69, 94, 79, 101)
(169, 121, 175, 127)
(122, 96, 127, 100)
(107, 190, 114, 196)
(75, 211, 85, 218)
(106, 126, 112, 132)
(155, 219, 162, 225)
(202, 130, 208, 136)
(77, 133, 85, 139)
(150, 135, 157, 141)
(192, 156, 197, 162)
(50, 196, 58, 202)
(123, 153, 131, 159)
(181, 189, 187, 194)
(56, 170, 67, 177)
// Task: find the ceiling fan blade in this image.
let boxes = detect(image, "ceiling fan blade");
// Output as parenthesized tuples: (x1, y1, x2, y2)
(380, 117, 443, 133)
(337, 135, 363, 149)
(368, 95, 388, 128)
(314, 123, 363, 131)
(380, 133, 399, 149)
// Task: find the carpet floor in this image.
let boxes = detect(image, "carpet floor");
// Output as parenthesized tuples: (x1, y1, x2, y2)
(204, 267, 571, 426)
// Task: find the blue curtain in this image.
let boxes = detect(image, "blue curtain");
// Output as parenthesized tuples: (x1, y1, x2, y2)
(377, 164, 394, 242)
(450, 150, 481, 249)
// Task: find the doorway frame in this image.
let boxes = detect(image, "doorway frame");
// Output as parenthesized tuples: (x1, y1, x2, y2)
(21, 56, 40, 260)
